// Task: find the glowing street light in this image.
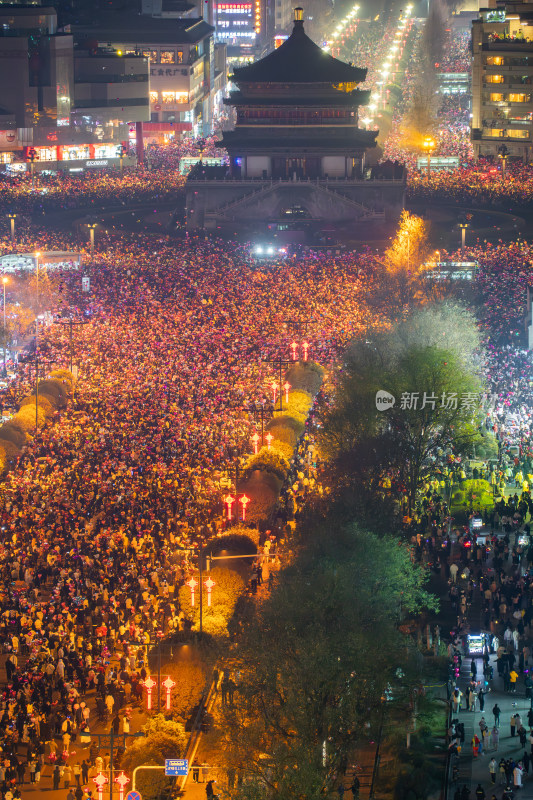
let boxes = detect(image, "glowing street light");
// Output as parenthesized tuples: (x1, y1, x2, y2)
(224, 493, 235, 520)
(283, 381, 291, 404)
(302, 341, 309, 361)
(458, 222, 469, 252)
(265, 432, 273, 450)
(251, 432, 260, 454)
(204, 577, 215, 606)
(290, 340, 298, 360)
(115, 772, 130, 800)
(162, 676, 176, 711)
(239, 493, 250, 521)
(422, 135, 436, 179)
(7, 213, 16, 245)
(143, 676, 157, 711)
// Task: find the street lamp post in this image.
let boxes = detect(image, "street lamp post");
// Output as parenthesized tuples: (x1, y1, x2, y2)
(54, 315, 89, 376)
(7, 214, 16, 244)
(34, 251, 41, 312)
(116, 144, 126, 175)
(87, 223, 97, 258)
(2, 277, 7, 377)
(248, 400, 274, 446)
(459, 223, 469, 252)
(262, 356, 291, 412)
(176, 542, 205, 635)
(422, 135, 436, 180)
(498, 143, 510, 181)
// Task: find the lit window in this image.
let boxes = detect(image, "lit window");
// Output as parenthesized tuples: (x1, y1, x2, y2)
(177, 51, 183, 63)
(160, 51, 175, 64)
(508, 129, 529, 138)
(486, 74, 504, 83)
(162, 91, 176, 104)
(143, 50, 158, 61)
(176, 92, 189, 103)
(490, 93, 504, 101)
(150, 91, 158, 103)
(487, 129, 503, 137)
(487, 56, 504, 65)
(508, 93, 529, 102)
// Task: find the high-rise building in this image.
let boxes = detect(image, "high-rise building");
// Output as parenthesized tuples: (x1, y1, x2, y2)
(471, 0, 533, 162)
(0, 5, 150, 171)
(74, 13, 222, 140)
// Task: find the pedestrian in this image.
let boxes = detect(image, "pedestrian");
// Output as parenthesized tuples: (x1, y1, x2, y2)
(192, 761, 200, 783)
(511, 715, 517, 737)
(472, 734, 481, 757)
(53, 765, 61, 790)
(491, 726, 500, 751)
(205, 779, 216, 800)
(489, 757, 497, 784)
(500, 759, 507, 784)
(494, 703, 501, 727)
(479, 687, 486, 712)
(513, 763, 523, 789)
(475, 783, 485, 800)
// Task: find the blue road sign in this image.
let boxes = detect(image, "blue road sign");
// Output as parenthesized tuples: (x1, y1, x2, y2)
(165, 759, 189, 776)
(126, 792, 142, 800)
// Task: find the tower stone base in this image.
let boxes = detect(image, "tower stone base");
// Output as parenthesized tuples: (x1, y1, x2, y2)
(185, 177, 405, 230)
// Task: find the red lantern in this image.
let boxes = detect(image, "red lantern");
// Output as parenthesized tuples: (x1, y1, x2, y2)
(204, 576, 215, 606)
(115, 772, 130, 800)
(187, 576, 198, 606)
(143, 676, 157, 711)
(93, 772, 108, 800)
(239, 493, 250, 521)
(223, 493, 235, 520)
(162, 676, 176, 711)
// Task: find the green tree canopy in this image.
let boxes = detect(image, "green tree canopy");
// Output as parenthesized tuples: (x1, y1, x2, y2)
(321, 304, 484, 510)
(218, 524, 437, 800)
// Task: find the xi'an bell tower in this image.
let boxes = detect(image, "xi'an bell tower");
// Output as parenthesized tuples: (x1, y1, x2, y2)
(185, 8, 405, 230)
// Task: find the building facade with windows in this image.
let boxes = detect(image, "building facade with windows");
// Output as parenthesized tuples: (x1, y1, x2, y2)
(74, 15, 219, 140)
(472, 0, 533, 161)
(0, 6, 150, 171)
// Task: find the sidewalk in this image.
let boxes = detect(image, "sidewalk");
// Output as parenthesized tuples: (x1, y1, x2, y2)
(453, 648, 533, 798)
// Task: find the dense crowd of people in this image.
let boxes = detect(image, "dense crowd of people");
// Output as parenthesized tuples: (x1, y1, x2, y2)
(0, 225, 385, 797)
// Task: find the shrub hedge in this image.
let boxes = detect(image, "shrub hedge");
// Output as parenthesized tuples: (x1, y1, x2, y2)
(285, 361, 325, 396)
(236, 361, 324, 528)
(0, 369, 75, 473)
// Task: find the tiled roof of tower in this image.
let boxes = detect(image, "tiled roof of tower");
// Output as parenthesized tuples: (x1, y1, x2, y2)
(232, 11, 367, 84)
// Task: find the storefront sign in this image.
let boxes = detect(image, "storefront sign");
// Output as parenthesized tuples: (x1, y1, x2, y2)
(86, 159, 109, 167)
